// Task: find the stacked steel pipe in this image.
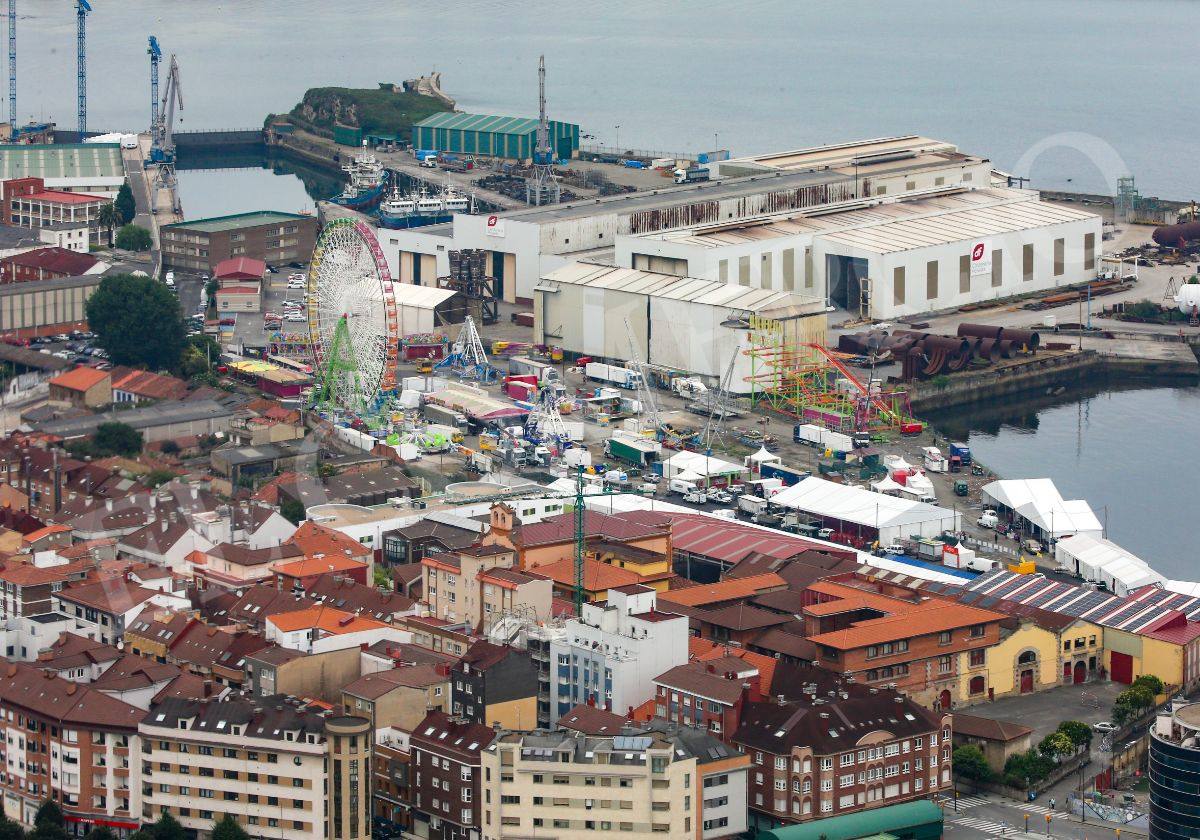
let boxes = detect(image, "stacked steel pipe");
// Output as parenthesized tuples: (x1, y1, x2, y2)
(836, 322, 1040, 381)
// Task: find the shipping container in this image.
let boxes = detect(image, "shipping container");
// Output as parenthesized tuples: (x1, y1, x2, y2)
(760, 462, 810, 486)
(333, 124, 364, 147)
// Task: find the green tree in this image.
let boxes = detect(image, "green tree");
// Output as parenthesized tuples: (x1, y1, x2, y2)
(1114, 683, 1156, 724)
(33, 801, 63, 829)
(373, 565, 392, 590)
(159, 440, 181, 455)
(115, 224, 153, 252)
(210, 815, 250, 840)
(143, 468, 177, 488)
(83, 828, 117, 840)
(1056, 720, 1092, 751)
(280, 498, 305, 525)
(93, 422, 144, 457)
(85, 273, 186, 370)
(1133, 674, 1165, 696)
(1038, 731, 1074, 759)
(1002, 749, 1055, 788)
(179, 333, 219, 379)
(0, 813, 23, 840)
(96, 201, 120, 247)
(115, 182, 136, 224)
(952, 745, 993, 784)
(147, 814, 186, 840)
(27, 826, 67, 840)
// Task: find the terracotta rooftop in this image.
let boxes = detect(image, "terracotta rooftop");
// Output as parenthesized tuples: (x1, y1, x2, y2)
(343, 663, 447, 699)
(109, 367, 189, 401)
(533, 557, 644, 592)
(952, 712, 1034, 742)
(689, 637, 779, 693)
(658, 572, 787, 608)
(37, 632, 122, 670)
(49, 365, 109, 392)
(510, 509, 667, 548)
(557, 703, 629, 736)
(3, 246, 99, 275)
(266, 604, 388, 635)
(807, 602, 1006, 650)
(287, 520, 372, 559)
(655, 660, 754, 705)
(273, 553, 367, 580)
(56, 579, 158, 614)
(0, 658, 146, 729)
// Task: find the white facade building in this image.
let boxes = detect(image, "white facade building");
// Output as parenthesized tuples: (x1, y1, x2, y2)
(616, 187, 1103, 320)
(548, 585, 688, 725)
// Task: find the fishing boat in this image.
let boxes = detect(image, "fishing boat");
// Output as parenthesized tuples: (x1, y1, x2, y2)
(332, 144, 388, 211)
(377, 182, 474, 229)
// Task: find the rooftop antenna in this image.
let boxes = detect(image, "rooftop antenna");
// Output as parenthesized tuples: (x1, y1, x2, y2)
(525, 54, 560, 206)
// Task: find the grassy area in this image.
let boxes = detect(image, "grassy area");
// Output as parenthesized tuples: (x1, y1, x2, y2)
(277, 85, 451, 143)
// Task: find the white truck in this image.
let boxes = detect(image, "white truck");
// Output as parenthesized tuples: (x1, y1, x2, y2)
(671, 376, 708, 397)
(585, 362, 643, 389)
(792, 423, 854, 454)
(668, 477, 699, 496)
(738, 495, 768, 518)
(509, 356, 561, 385)
(922, 446, 949, 473)
(673, 166, 710, 184)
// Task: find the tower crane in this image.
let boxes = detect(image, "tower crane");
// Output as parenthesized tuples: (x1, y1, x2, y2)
(149, 52, 182, 208)
(75, 0, 90, 134)
(525, 55, 560, 206)
(7, 0, 15, 129)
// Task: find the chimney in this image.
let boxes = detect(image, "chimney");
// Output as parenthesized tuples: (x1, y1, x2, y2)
(161, 519, 170, 532)
(52, 450, 61, 513)
(105, 498, 113, 512)
(203, 679, 213, 698)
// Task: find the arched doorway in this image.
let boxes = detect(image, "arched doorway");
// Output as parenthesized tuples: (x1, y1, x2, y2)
(1074, 661, 1087, 684)
(1018, 649, 1037, 693)
(969, 675, 986, 696)
(939, 689, 952, 710)
(1020, 669, 1034, 693)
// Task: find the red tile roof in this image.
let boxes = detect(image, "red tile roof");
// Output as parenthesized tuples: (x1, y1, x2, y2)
(266, 604, 387, 635)
(658, 573, 786, 608)
(688, 637, 779, 693)
(558, 703, 629, 735)
(0, 658, 145, 728)
(273, 553, 366, 580)
(287, 520, 372, 560)
(24, 190, 106, 205)
(3, 246, 99, 275)
(213, 256, 266, 279)
(533, 558, 644, 592)
(109, 367, 189, 401)
(511, 510, 667, 548)
(49, 365, 109, 392)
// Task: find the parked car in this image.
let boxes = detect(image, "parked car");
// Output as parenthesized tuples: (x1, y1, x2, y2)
(884, 542, 907, 554)
(284, 313, 305, 322)
(682, 490, 708, 505)
(978, 510, 999, 529)
(709, 490, 733, 505)
(817, 528, 835, 539)
(1093, 721, 1118, 733)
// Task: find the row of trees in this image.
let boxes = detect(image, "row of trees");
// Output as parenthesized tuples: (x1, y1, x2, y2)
(953, 718, 1094, 790)
(0, 805, 250, 840)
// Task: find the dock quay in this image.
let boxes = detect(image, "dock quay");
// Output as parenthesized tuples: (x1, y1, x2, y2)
(120, 131, 182, 275)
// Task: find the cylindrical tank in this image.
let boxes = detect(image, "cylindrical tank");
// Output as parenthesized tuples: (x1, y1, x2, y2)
(957, 323, 1004, 341)
(1153, 221, 1200, 248)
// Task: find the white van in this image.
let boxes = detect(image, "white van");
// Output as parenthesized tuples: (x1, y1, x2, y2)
(668, 477, 698, 496)
(164, 271, 175, 288)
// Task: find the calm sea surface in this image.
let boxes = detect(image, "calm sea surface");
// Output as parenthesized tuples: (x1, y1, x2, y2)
(927, 383, 1200, 580)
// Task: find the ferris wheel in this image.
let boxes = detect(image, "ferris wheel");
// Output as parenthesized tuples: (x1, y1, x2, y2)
(307, 218, 400, 415)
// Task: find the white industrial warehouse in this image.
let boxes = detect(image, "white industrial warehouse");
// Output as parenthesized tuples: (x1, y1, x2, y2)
(377, 136, 992, 308)
(616, 187, 1104, 321)
(532, 261, 827, 391)
(770, 476, 962, 545)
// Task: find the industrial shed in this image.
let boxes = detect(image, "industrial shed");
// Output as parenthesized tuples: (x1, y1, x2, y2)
(770, 476, 962, 545)
(982, 478, 1103, 540)
(617, 187, 1103, 321)
(393, 284, 462, 336)
(534, 261, 827, 391)
(412, 112, 579, 161)
(1054, 534, 1162, 596)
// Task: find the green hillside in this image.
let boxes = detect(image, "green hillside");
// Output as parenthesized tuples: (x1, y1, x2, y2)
(277, 85, 452, 142)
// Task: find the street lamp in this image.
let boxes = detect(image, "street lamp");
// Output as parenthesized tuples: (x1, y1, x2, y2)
(614, 125, 621, 154)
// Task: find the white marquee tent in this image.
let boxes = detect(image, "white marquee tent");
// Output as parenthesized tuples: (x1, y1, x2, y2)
(770, 476, 961, 544)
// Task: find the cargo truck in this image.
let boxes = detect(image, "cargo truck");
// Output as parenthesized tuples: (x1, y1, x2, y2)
(604, 433, 661, 467)
(509, 356, 561, 385)
(423, 403, 468, 432)
(793, 424, 854, 454)
(673, 167, 710, 184)
(585, 362, 643, 389)
(948, 442, 972, 465)
(759, 462, 811, 486)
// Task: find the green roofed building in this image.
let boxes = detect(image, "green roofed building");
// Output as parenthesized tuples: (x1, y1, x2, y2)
(754, 801, 944, 840)
(412, 112, 579, 161)
(0, 143, 125, 198)
(161, 210, 318, 273)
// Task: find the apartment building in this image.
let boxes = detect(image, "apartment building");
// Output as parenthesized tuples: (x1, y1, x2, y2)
(548, 585, 688, 724)
(374, 727, 414, 836)
(451, 641, 537, 729)
(139, 695, 371, 840)
(342, 663, 450, 730)
(652, 654, 765, 740)
(802, 576, 1006, 710)
(733, 683, 950, 829)
(160, 211, 318, 274)
(54, 580, 180, 646)
(422, 544, 522, 627)
(0, 558, 89, 621)
(410, 710, 498, 840)
(0, 659, 144, 832)
(479, 723, 750, 840)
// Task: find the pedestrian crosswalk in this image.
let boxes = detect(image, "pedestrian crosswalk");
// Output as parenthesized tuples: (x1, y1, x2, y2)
(952, 816, 1016, 836)
(1022, 803, 1056, 816)
(944, 794, 992, 810)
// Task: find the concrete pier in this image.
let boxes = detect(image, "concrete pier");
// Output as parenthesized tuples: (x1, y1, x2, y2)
(121, 132, 182, 276)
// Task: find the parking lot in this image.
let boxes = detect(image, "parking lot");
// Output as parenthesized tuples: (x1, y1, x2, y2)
(8, 330, 108, 368)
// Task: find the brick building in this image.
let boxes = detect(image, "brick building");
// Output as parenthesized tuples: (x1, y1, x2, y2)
(160, 211, 318, 274)
(0, 659, 144, 832)
(2, 176, 107, 240)
(802, 575, 1006, 710)
(410, 710, 497, 840)
(0, 245, 100, 283)
(733, 680, 950, 829)
(450, 640, 538, 729)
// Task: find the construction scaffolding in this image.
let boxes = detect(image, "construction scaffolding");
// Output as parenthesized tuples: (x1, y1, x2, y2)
(438, 249, 499, 325)
(744, 313, 916, 434)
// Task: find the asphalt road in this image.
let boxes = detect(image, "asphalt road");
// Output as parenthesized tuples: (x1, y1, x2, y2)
(943, 792, 1137, 839)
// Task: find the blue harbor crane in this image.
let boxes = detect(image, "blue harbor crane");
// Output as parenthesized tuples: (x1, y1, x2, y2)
(148, 35, 160, 138)
(525, 55, 560, 206)
(7, 0, 15, 129)
(75, 0, 90, 134)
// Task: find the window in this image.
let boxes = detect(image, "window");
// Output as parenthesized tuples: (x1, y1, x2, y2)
(774, 757, 786, 770)
(1023, 243, 1034, 282)
(839, 753, 853, 767)
(738, 256, 750, 286)
(893, 267, 905, 306)
(938, 655, 952, 673)
(820, 758, 832, 771)
(938, 631, 952, 645)
(820, 779, 832, 792)
(1053, 238, 1065, 276)
(969, 649, 986, 667)
(839, 774, 854, 787)
(992, 248, 1003, 287)
(926, 260, 938, 300)
(1084, 232, 1096, 270)
(959, 254, 970, 294)
(969, 675, 986, 695)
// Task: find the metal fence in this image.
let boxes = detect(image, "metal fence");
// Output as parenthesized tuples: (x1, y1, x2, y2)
(579, 143, 697, 161)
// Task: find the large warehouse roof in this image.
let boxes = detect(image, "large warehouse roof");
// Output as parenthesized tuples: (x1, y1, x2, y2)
(164, 211, 309, 234)
(414, 112, 544, 135)
(982, 478, 1102, 538)
(0, 143, 123, 180)
(771, 476, 960, 530)
(539, 261, 814, 312)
